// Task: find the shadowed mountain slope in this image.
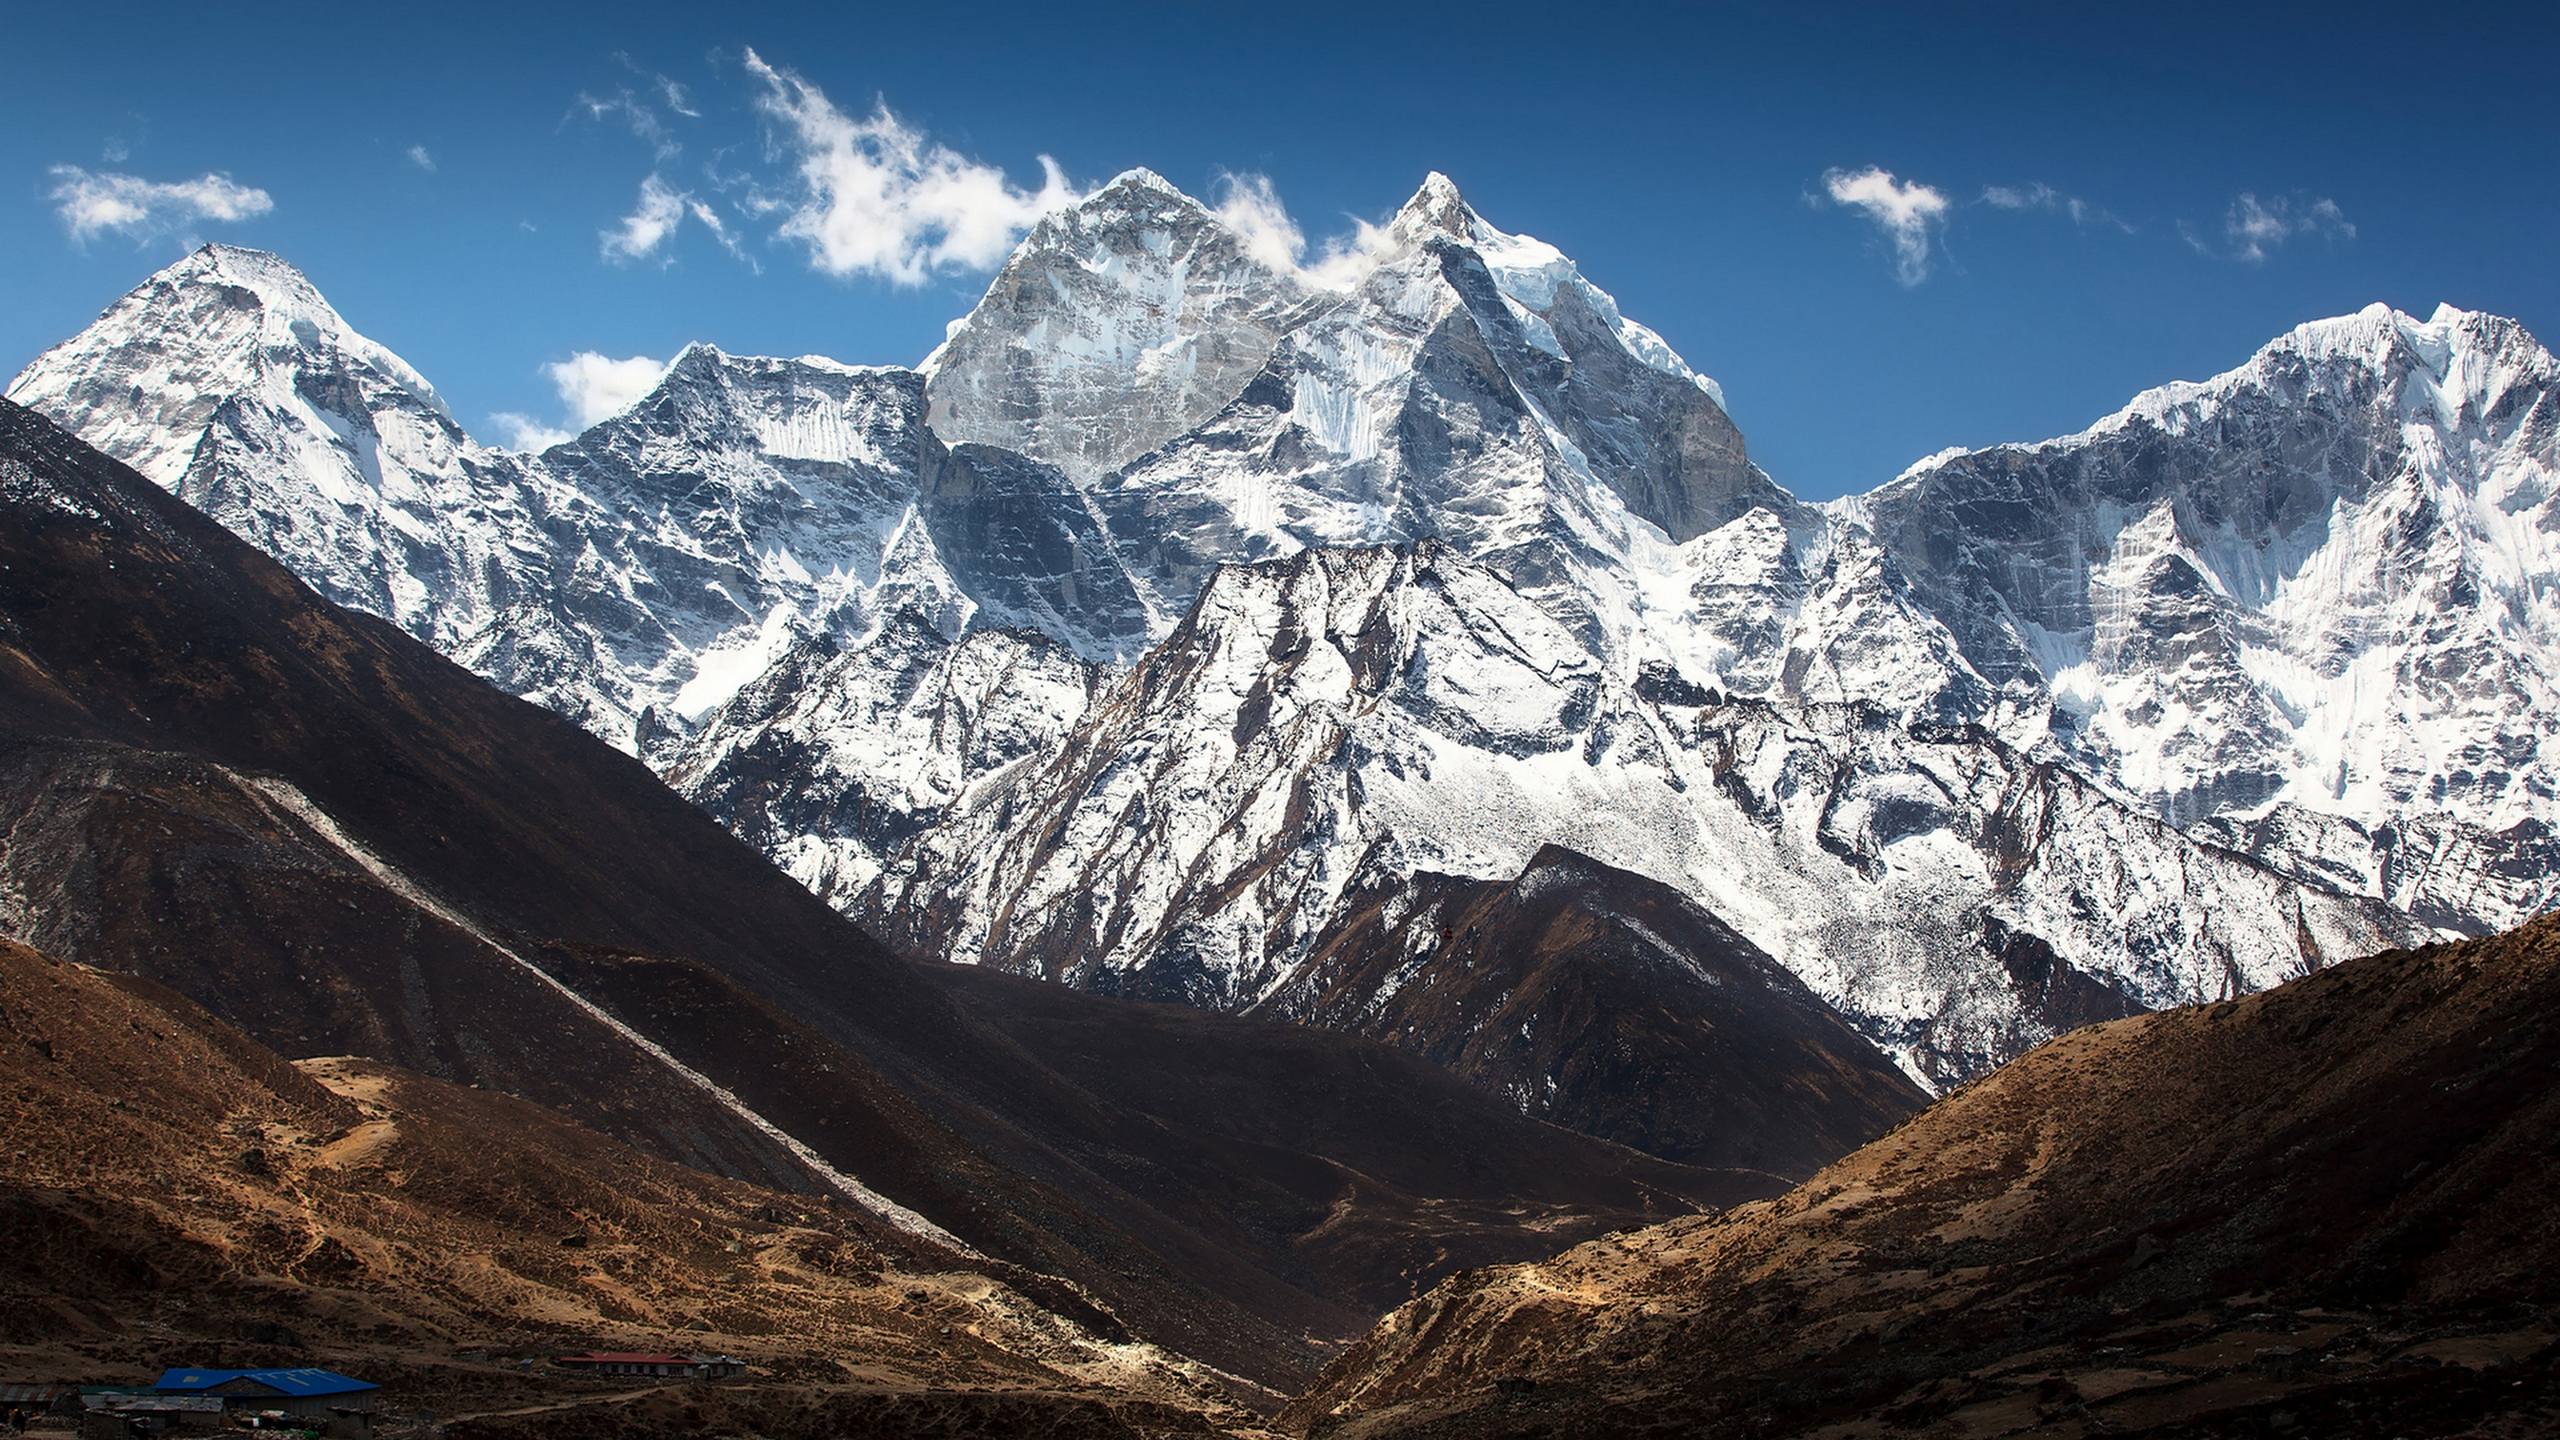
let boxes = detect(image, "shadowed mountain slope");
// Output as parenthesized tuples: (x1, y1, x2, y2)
(1263, 846, 1928, 1174)
(0, 399, 1769, 1389)
(1293, 912, 2560, 1437)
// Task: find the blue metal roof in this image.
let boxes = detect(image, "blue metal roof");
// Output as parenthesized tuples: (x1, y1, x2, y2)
(152, 1369, 378, 1398)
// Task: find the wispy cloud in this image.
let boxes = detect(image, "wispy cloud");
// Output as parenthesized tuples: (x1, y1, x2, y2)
(100, 113, 146, 166)
(2181, 192, 2355, 262)
(612, 52, 701, 119)
(684, 194, 757, 271)
(1981, 181, 2129, 232)
(1210, 171, 1389, 291)
(575, 87, 682, 161)
(406, 144, 437, 174)
(47, 166, 272, 243)
(597, 172, 754, 269)
(1820, 165, 1949, 285)
(741, 46, 1075, 285)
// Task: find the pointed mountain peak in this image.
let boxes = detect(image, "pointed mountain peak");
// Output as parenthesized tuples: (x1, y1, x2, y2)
(669, 339, 731, 373)
(11, 241, 450, 444)
(183, 240, 299, 274)
(1093, 166, 1193, 202)
(1062, 167, 1210, 226)
(1392, 171, 1478, 239)
(993, 168, 1211, 269)
(2264, 301, 2551, 386)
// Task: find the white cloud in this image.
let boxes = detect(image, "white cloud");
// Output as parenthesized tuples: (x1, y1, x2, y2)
(1212, 172, 1305, 274)
(490, 412, 574, 452)
(545, 351, 667, 427)
(2181, 192, 2355, 262)
(685, 195, 758, 270)
(742, 47, 1076, 285)
(1821, 165, 1949, 285)
(600, 174, 690, 263)
(597, 173, 754, 269)
(47, 166, 273, 242)
(101, 137, 130, 163)
(611, 51, 702, 120)
(1211, 171, 1391, 291)
(407, 144, 436, 173)
(489, 351, 668, 452)
(1981, 181, 2129, 232)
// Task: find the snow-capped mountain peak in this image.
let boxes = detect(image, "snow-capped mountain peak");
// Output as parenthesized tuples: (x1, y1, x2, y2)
(1860, 302, 2560, 931)
(1388, 170, 1477, 240)
(922, 167, 1323, 480)
(6, 244, 459, 488)
(2054, 301, 2556, 451)
(1090, 165, 1194, 202)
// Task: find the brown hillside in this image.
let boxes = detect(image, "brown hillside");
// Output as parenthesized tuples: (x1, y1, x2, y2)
(1292, 914, 2560, 1438)
(0, 936, 1248, 1435)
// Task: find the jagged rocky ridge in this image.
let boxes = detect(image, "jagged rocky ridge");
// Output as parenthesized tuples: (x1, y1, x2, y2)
(12, 170, 2554, 1087)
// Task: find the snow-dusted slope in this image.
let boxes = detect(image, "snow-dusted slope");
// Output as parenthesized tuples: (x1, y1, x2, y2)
(524, 342, 1147, 731)
(1860, 304, 2560, 930)
(5, 244, 542, 658)
(7, 254, 1140, 749)
(1088, 175, 1787, 653)
(486, 345, 948, 739)
(666, 614, 1098, 905)
(862, 543, 2418, 1085)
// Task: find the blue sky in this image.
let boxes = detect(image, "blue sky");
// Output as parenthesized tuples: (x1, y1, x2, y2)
(5, 0, 2553, 498)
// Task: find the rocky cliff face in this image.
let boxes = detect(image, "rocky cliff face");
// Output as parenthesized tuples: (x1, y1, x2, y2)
(1268, 845, 1931, 1174)
(13, 171, 2556, 1091)
(859, 542, 2418, 1087)
(923, 167, 1329, 482)
(1860, 304, 2560, 932)
(665, 615, 1099, 902)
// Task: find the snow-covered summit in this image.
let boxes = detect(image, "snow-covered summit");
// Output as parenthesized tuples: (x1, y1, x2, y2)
(1388, 170, 1476, 239)
(2047, 302, 2557, 449)
(7, 244, 458, 485)
(4, 243, 520, 663)
(921, 168, 1326, 480)
(1863, 301, 2560, 930)
(1090, 165, 1192, 202)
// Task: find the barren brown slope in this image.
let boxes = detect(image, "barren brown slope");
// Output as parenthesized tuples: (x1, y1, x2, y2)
(1291, 913, 2560, 1438)
(1262, 845, 1928, 1175)
(0, 937, 1246, 1437)
(0, 398, 1757, 1388)
(921, 963, 1762, 1317)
